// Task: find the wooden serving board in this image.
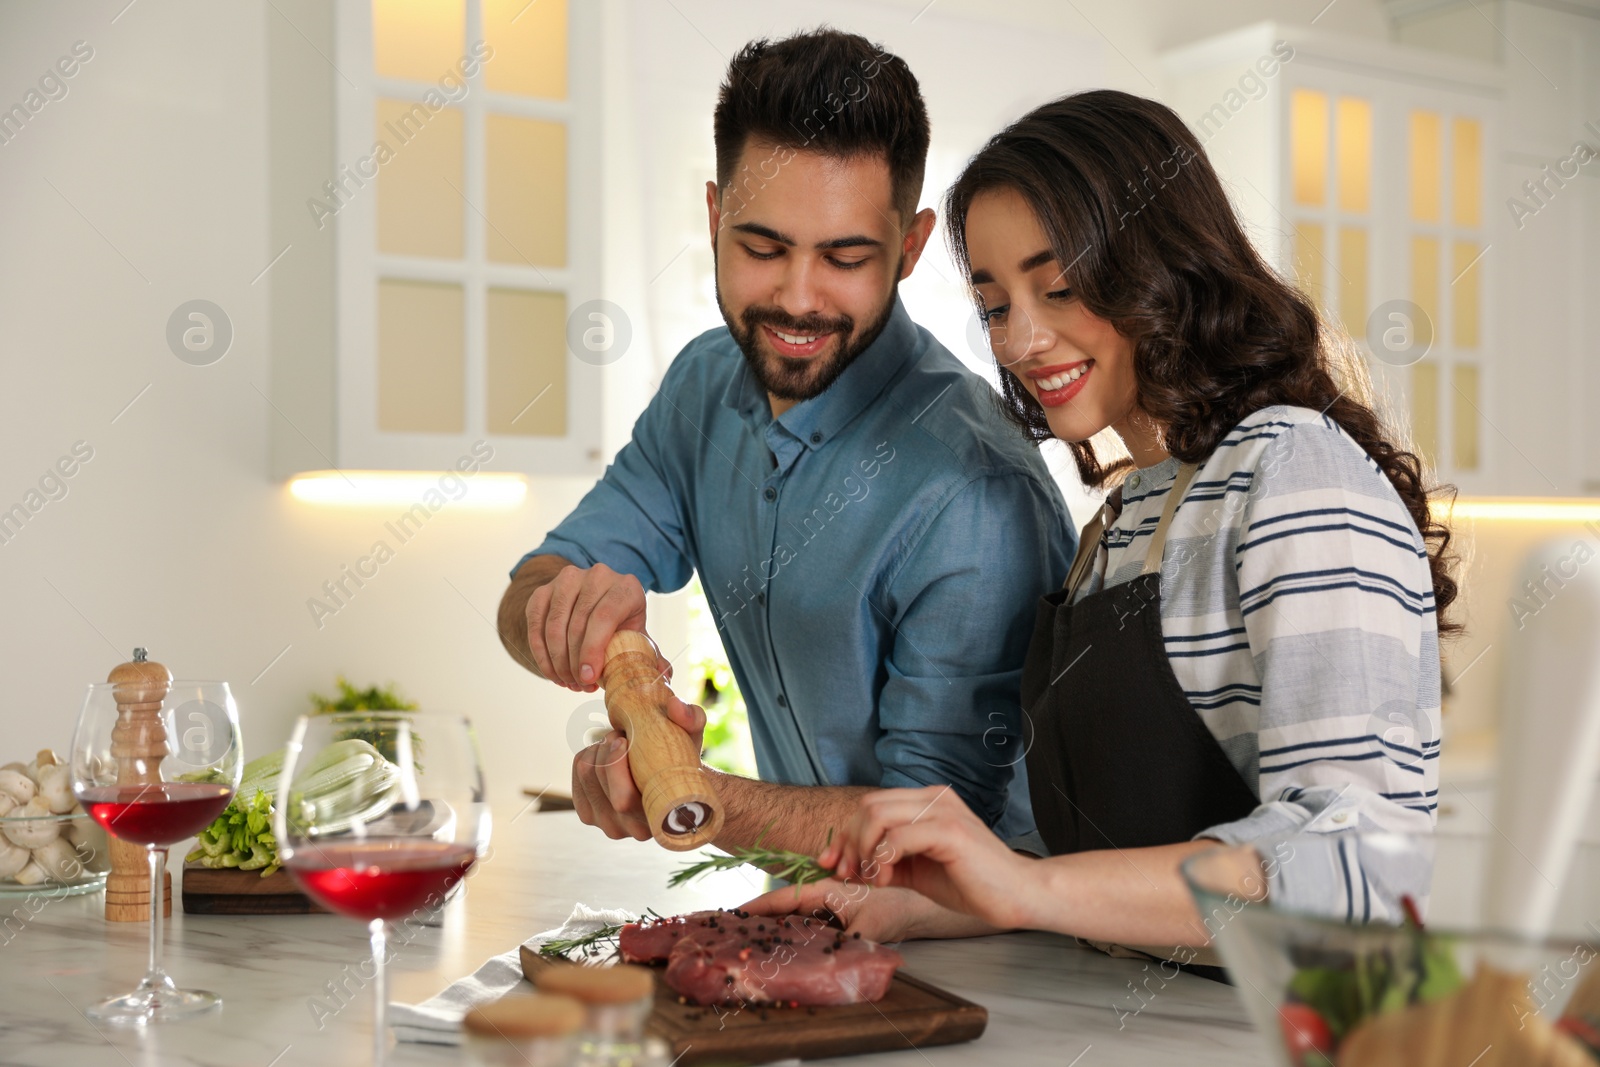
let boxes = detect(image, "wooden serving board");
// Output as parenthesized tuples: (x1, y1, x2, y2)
(520, 944, 987, 1065)
(180, 863, 326, 915)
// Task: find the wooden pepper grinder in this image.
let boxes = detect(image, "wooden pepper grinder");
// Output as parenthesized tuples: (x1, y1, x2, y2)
(103, 648, 173, 922)
(600, 631, 725, 851)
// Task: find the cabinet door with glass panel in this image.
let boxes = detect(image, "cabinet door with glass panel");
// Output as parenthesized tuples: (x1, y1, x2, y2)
(333, 0, 601, 475)
(1284, 73, 1495, 491)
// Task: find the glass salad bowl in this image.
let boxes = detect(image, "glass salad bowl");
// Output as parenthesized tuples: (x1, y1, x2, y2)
(1, 752, 111, 896)
(0, 808, 111, 895)
(1182, 832, 1600, 1066)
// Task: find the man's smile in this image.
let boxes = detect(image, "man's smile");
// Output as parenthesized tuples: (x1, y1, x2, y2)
(762, 325, 835, 357)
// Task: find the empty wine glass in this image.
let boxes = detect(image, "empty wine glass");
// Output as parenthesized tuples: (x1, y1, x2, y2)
(276, 711, 488, 1066)
(71, 677, 242, 1023)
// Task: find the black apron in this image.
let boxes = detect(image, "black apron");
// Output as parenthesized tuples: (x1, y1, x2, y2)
(1022, 462, 1259, 857)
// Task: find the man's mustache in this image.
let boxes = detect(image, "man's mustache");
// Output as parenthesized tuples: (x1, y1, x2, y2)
(741, 307, 854, 338)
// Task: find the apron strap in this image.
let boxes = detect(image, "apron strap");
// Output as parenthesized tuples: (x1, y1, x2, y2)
(1063, 508, 1107, 599)
(1140, 462, 1199, 576)
(1063, 461, 1200, 597)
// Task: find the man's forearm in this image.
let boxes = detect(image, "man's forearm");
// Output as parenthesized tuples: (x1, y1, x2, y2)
(705, 771, 872, 859)
(497, 553, 575, 676)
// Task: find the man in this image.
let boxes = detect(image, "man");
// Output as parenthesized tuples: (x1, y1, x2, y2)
(497, 28, 1073, 858)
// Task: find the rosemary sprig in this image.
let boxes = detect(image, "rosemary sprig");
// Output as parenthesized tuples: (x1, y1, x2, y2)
(668, 826, 834, 889)
(537, 922, 625, 960)
(537, 909, 666, 960)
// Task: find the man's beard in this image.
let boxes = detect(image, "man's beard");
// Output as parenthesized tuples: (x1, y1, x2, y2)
(715, 257, 902, 404)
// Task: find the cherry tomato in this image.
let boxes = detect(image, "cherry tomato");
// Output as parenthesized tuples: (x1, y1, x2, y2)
(1278, 1002, 1335, 1063)
(1556, 1014, 1600, 1054)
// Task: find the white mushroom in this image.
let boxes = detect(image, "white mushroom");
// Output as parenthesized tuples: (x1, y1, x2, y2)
(31, 838, 83, 883)
(35, 764, 74, 814)
(0, 768, 36, 806)
(2, 797, 60, 849)
(0, 761, 27, 777)
(0, 794, 14, 819)
(0, 838, 29, 880)
(11, 861, 47, 886)
(25, 749, 60, 784)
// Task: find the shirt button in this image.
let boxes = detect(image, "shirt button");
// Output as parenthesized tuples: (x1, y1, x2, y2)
(1331, 811, 1350, 825)
(763, 487, 777, 502)
(756, 592, 766, 606)
(1129, 474, 1141, 490)
(776, 694, 787, 707)
(810, 431, 822, 444)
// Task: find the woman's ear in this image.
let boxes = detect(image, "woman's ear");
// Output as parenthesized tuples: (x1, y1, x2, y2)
(898, 207, 939, 280)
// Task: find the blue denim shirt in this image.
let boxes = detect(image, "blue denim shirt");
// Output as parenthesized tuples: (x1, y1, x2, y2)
(516, 299, 1074, 837)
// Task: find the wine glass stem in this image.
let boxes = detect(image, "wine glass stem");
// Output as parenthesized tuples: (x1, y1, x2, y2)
(146, 846, 166, 984)
(369, 919, 388, 1066)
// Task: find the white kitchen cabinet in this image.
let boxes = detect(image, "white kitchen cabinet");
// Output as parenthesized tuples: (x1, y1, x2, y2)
(1391, 0, 1600, 496)
(1162, 23, 1509, 494)
(265, 0, 611, 479)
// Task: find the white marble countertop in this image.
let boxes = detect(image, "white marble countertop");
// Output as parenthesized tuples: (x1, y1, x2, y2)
(0, 809, 1271, 1066)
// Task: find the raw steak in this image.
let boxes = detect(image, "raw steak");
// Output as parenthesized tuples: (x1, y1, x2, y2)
(618, 910, 729, 963)
(618, 908, 904, 1006)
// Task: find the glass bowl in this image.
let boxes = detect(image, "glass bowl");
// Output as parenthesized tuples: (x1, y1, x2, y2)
(0, 809, 111, 896)
(1182, 832, 1600, 1066)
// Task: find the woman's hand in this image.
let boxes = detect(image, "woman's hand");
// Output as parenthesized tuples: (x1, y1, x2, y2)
(819, 786, 1043, 931)
(740, 879, 1002, 943)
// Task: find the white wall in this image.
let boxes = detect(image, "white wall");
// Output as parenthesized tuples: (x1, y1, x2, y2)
(0, 0, 1397, 810)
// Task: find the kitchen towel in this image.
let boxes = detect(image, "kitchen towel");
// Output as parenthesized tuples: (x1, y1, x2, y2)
(389, 902, 634, 1045)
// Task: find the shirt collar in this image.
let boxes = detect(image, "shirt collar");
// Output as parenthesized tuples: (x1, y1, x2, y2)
(1120, 455, 1182, 506)
(719, 296, 919, 450)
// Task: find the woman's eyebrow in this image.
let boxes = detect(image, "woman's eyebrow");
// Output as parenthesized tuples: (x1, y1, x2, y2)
(971, 248, 1056, 285)
(1019, 249, 1055, 272)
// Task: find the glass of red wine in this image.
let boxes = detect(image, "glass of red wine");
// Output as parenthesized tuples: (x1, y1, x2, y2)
(276, 711, 488, 1066)
(70, 679, 242, 1023)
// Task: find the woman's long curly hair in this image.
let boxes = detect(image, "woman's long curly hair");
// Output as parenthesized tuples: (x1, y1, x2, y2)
(946, 89, 1459, 633)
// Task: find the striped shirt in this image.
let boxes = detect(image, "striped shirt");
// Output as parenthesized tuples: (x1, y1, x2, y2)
(1073, 405, 1441, 922)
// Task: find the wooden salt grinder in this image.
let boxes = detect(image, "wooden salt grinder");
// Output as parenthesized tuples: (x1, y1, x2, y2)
(600, 630, 725, 851)
(104, 648, 173, 922)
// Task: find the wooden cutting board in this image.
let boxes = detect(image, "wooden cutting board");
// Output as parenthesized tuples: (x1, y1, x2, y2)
(520, 944, 987, 1064)
(180, 863, 326, 915)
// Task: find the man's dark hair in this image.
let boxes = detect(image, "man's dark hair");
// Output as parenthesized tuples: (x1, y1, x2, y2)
(712, 28, 930, 219)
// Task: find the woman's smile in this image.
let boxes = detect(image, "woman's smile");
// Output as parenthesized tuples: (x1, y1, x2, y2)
(1027, 359, 1094, 406)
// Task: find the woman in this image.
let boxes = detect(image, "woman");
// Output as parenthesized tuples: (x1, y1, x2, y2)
(746, 89, 1456, 951)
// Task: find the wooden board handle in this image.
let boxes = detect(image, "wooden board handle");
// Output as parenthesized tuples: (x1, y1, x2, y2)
(601, 630, 724, 851)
